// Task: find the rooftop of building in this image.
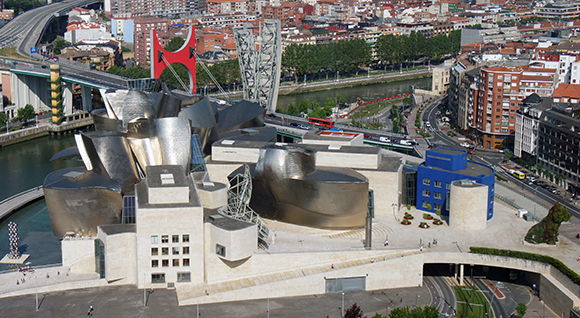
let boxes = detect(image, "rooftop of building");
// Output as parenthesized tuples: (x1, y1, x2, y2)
(98, 224, 136, 235)
(204, 208, 255, 231)
(451, 179, 487, 188)
(430, 147, 465, 156)
(423, 160, 494, 178)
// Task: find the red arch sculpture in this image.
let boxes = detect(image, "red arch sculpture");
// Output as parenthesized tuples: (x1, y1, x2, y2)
(150, 26, 196, 94)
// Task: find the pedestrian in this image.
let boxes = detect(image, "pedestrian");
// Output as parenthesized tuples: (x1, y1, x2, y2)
(420, 245, 423, 251)
(331, 263, 334, 269)
(57, 271, 60, 276)
(428, 242, 431, 248)
(384, 239, 389, 246)
(87, 305, 93, 316)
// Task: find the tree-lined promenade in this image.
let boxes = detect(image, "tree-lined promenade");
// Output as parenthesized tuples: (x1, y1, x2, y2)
(107, 30, 460, 92)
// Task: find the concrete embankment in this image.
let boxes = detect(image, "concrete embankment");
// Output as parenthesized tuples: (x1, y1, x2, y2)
(217, 68, 432, 99)
(0, 113, 93, 148)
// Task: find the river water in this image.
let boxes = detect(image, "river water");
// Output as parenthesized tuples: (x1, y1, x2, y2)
(0, 77, 431, 270)
(277, 78, 431, 109)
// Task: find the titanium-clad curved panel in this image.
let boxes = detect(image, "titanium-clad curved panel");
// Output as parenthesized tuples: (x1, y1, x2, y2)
(247, 144, 368, 229)
(178, 96, 216, 150)
(156, 93, 182, 118)
(255, 144, 315, 179)
(155, 117, 192, 172)
(43, 167, 123, 237)
(102, 89, 128, 121)
(79, 131, 140, 193)
(49, 146, 80, 161)
(92, 109, 124, 132)
(216, 100, 265, 134)
(128, 136, 162, 173)
(122, 90, 156, 128)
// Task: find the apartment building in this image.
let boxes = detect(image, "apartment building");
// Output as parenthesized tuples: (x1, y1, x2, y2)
(514, 93, 549, 162)
(536, 1, 580, 20)
(134, 17, 169, 66)
(104, 0, 194, 18)
(536, 83, 580, 194)
(206, 0, 253, 15)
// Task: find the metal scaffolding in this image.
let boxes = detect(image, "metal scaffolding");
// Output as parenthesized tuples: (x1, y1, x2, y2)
(222, 164, 269, 240)
(233, 19, 281, 112)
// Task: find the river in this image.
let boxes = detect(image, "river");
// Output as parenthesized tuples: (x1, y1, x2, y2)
(0, 77, 431, 270)
(277, 78, 431, 109)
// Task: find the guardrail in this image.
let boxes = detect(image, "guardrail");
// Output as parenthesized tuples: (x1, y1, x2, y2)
(0, 186, 42, 207)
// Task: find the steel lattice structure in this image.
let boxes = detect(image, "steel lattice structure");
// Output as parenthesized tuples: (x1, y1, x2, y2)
(222, 164, 269, 239)
(8, 221, 20, 259)
(233, 19, 282, 112)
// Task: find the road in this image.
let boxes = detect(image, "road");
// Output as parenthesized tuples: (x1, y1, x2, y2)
(420, 100, 580, 217)
(0, 0, 127, 89)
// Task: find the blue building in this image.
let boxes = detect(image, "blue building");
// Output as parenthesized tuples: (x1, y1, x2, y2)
(416, 147, 495, 220)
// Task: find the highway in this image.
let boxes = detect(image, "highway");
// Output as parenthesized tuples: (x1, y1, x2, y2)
(0, 0, 127, 89)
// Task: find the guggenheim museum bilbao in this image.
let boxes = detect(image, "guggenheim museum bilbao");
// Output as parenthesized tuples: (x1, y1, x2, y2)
(40, 87, 497, 305)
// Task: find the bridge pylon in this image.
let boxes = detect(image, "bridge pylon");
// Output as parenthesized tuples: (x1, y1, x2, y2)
(49, 64, 63, 125)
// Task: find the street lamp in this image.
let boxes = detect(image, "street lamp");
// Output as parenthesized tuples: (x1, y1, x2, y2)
(415, 294, 420, 307)
(392, 203, 398, 222)
(342, 292, 345, 318)
(35, 274, 38, 311)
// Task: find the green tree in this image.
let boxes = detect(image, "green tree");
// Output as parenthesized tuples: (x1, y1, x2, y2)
(16, 104, 35, 124)
(325, 97, 336, 108)
(504, 150, 514, 159)
(515, 303, 527, 318)
(337, 93, 347, 105)
(53, 39, 70, 55)
(345, 303, 363, 318)
(0, 112, 6, 127)
(390, 306, 411, 318)
(164, 37, 186, 52)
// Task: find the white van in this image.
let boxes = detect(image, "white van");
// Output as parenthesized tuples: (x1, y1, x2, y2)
(379, 136, 391, 143)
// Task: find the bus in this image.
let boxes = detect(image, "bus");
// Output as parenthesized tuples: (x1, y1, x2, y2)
(510, 170, 525, 179)
(308, 117, 335, 128)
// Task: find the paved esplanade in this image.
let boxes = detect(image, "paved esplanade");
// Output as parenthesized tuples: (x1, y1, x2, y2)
(0, 199, 576, 316)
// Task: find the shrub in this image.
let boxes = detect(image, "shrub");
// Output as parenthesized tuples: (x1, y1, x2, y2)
(470, 247, 580, 286)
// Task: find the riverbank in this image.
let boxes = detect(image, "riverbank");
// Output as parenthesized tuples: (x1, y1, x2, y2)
(216, 68, 432, 99)
(0, 112, 93, 148)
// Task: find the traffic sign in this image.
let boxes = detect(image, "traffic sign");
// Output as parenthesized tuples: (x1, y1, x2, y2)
(30, 47, 37, 54)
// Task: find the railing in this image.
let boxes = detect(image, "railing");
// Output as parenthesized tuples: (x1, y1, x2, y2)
(0, 186, 42, 207)
(0, 262, 61, 275)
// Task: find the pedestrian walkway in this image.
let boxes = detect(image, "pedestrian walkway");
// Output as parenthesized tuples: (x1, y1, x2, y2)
(177, 249, 422, 305)
(0, 187, 44, 220)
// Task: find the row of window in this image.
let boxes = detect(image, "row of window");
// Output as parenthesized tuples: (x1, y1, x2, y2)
(152, 258, 190, 268)
(151, 246, 189, 256)
(422, 190, 443, 199)
(422, 201, 442, 211)
(151, 272, 190, 283)
(422, 179, 451, 189)
(151, 234, 190, 244)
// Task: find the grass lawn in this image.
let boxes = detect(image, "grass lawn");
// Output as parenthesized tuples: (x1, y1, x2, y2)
(454, 285, 494, 318)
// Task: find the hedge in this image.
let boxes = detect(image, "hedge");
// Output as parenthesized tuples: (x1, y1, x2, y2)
(470, 247, 580, 286)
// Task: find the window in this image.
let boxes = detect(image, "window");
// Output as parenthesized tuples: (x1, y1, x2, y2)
(177, 272, 191, 282)
(434, 203, 441, 211)
(162, 247, 169, 255)
(151, 273, 165, 283)
(161, 235, 169, 243)
(172, 235, 179, 243)
(183, 246, 190, 254)
(216, 244, 226, 257)
(183, 235, 190, 242)
(151, 248, 158, 256)
(434, 180, 442, 188)
(422, 190, 430, 197)
(173, 259, 180, 267)
(151, 260, 158, 267)
(183, 258, 190, 266)
(151, 236, 158, 244)
(422, 201, 430, 208)
(446, 183, 450, 189)
(162, 259, 169, 267)
(172, 247, 180, 255)
(434, 192, 442, 199)
(422, 178, 430, 185)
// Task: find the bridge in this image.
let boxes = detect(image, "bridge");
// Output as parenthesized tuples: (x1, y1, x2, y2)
(0, 186, 44, 221)
(0, 0, 128, 118)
